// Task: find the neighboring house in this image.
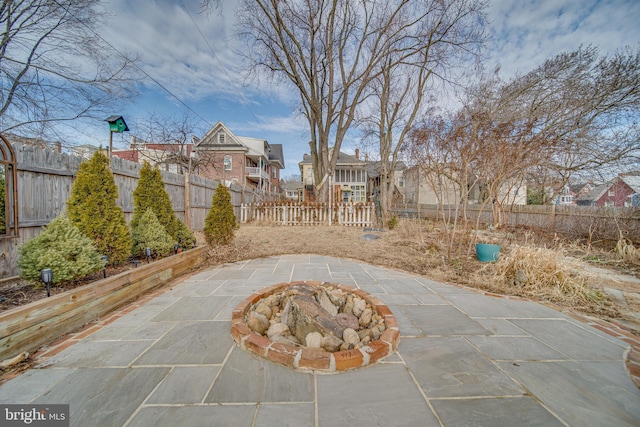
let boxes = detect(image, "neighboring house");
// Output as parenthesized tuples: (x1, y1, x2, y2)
(299, 149, 368, 202)
(111, 136, 197, 174)
(403, 165, 466, 205)
(551, 182, 594, 205)
(576, 172, 640, 207)
(403, 165, 526, 206)
(71, 144, 100, 159)
(283, 181, 300, 200)
(193, 122, 284, 196)
(366, 160, 407, 203)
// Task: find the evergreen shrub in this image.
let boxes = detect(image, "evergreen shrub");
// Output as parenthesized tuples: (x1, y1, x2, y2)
(131, 208, 175, 258)
(132, 162, 178, 240)
(176, 219, 196, 248)
(204, 183, 236, 246)
(66, 150, 132, 264)
(18, 215, 103, 285)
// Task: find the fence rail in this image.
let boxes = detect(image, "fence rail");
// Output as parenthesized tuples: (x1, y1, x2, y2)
(393, 203, 640, 243)
(241, 202, 375, 227)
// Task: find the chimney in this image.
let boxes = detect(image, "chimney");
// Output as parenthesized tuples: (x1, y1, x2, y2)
(355, 148, 359, 160)
(55, 141, 61, 153)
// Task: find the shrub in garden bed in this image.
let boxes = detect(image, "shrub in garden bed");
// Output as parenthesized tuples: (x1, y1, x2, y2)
(17, 215, 103, 285)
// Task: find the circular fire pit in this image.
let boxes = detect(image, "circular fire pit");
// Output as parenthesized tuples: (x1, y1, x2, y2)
(231, 281, 399, 372)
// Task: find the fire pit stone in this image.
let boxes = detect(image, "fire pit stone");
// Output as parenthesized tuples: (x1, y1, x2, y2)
(230, 280, 399, 372)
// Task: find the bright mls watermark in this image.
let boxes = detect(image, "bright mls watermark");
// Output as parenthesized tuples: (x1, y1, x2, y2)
(1, 405, 69, 426)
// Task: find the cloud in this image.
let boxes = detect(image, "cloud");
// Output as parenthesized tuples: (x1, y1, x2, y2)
(487, 0, 640, 78)
(99, 0, 281, 103)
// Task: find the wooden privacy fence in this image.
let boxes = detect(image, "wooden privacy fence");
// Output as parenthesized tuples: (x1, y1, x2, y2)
(241, 202, 375, 227)
(0, 142, 276, 278)
(393, 203, 640, 243)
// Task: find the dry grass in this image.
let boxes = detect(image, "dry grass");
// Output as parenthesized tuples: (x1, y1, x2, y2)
(491, 245, 606, 307)
(201, 219, 637, 330)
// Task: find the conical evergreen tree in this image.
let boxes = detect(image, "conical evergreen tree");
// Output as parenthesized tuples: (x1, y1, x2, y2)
(131, 208, 175, 258)
(66, 151, 132, 264)
(131, 162, 178, 240)
(204, 183, 236, 246)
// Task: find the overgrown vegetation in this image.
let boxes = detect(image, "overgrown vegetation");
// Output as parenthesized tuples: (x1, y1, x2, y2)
(204, 183, 236, 246)
(66, 151, 132, 264)
(131, 208, 175, 258)
(17, 215, 103, 285)
(492, 245, 604, 306)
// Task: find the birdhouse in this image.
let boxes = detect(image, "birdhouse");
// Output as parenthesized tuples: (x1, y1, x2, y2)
(105, 115, 129, 133)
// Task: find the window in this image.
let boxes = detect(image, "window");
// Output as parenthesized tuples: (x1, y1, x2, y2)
(608, 188, 615, 197)
(398, 176, 405, 188)
(218, 133, 225, 144)
(223, 155, 232, 171)
(0, 135, 17, 237)
(272, 168, 276, 178)
(351, 185, 366, 202)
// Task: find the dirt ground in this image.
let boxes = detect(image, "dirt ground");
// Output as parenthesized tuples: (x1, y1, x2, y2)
(2, 219, 639, 335)
(208, 221, 640, 335)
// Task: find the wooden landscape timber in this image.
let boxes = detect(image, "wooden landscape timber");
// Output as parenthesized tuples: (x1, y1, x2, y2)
(0, 246, 207, 362)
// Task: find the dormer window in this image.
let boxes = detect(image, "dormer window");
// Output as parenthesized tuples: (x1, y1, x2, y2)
(218, 133, 225, 144)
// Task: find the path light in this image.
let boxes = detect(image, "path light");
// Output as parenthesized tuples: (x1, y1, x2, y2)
(40, 268, 53, 297)
(100, 255, 108, 278)
(145, 247, 152, 264)
(174, 244, 180, 254)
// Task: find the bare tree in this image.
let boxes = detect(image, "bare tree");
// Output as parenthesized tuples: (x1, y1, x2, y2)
(237, 0, 434, 202)
(360, 0, 487, 222)
(130, 112, 200, 174)
(485, 46, 640, 202)
(412, 46, 640, 228)
(0, 0, 137, 141)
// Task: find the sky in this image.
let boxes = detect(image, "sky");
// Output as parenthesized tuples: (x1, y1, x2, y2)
(86, 0, 640, 178)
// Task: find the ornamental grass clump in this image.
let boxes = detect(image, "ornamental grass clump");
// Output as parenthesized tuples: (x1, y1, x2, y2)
(131, 208, 175, 258)
(492, 245, 603, 306)
(18, 215, 103, 285)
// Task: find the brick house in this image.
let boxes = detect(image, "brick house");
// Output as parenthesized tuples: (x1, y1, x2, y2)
(576, 172, 640, 207)
(193, 122, 284, 197)
(112, 136, 196, 174)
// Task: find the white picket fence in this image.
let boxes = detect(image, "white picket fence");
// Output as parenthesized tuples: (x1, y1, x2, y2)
(240, 202, 375, 227)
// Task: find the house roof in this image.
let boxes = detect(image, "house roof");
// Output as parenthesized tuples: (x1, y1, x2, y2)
(621, 175, 640, 193)
(299, 150, 367, 166)
(576, 173, 640, 202)
(576, 182, 609, 202)
(366, 160, 407, 178)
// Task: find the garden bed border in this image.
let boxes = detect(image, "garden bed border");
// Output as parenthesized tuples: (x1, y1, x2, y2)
(0, 246, 208, 362)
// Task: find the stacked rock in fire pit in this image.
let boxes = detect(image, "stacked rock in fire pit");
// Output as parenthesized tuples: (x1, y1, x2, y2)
(246, 283, 386, 352)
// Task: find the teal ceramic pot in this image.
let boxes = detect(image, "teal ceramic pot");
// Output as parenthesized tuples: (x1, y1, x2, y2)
(475, 243, 501, 262)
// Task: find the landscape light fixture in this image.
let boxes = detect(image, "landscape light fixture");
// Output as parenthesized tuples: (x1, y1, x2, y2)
(145, 247, 152, 264)
(100, 255, 108, 278)
(174, 244, 180, 254)
(105, 115, 129, 162)
(40, 268, 53, 297)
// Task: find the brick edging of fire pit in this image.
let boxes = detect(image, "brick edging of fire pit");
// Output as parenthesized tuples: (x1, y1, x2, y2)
(230, 280, 400, 372)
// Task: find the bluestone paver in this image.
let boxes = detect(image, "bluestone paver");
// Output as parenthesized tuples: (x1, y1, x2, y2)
(0, 254, 638, 427)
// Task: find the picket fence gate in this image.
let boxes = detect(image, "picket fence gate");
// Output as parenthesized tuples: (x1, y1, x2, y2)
(240, 202, 375, 227)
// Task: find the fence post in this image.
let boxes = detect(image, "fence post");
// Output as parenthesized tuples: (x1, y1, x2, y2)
(184, 172, 191, 228)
